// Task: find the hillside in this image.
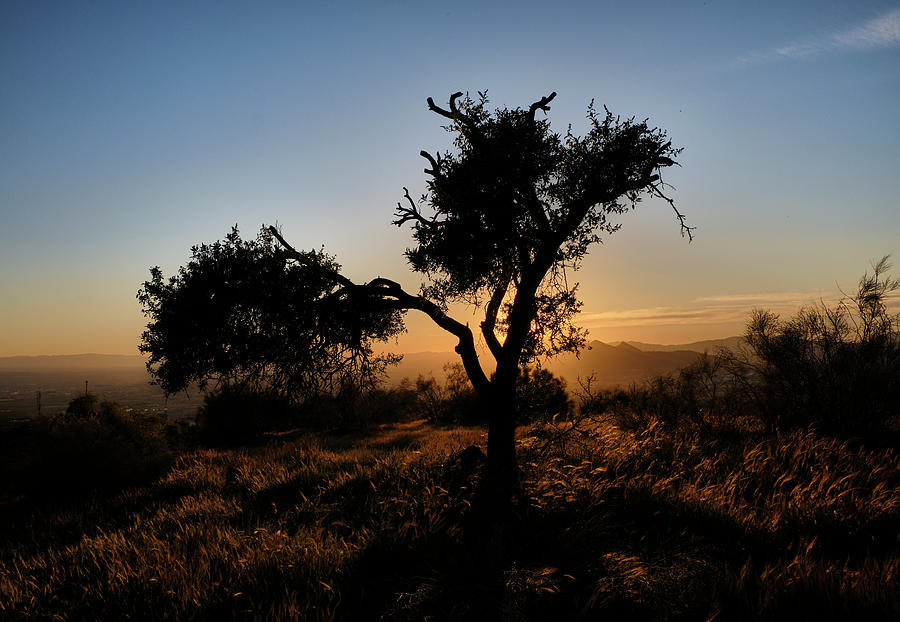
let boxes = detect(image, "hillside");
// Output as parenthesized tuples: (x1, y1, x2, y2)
(386, 338, 740, 388)
(0, 353, 145, 371)
(625, 336, 744, 353)
(2, 418, 895, 620)
(547, 340, 701, 388)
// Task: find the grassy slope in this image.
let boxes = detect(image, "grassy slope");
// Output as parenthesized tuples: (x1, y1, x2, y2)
(1, 419, 897, 621)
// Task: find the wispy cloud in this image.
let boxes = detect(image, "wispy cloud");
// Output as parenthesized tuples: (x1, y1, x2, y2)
(739, 8, 900, 64)
(693, 290, 828, 304)
(580, 289, 837, 330)
(834, 8, 900, 49)
(580, 286, 899, 331)
(581, 304, 759, 329)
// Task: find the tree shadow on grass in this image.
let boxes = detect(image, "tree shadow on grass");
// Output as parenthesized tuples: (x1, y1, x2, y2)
(332, 456, 899, 621)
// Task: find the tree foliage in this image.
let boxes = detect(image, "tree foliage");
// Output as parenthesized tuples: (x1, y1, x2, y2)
(396, 92, 687, 365)
(137, 227, 403, 402)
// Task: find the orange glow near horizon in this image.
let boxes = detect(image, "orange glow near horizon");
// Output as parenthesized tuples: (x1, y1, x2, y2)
(1, 4, 898, 358)
(3, 278, 895, 357)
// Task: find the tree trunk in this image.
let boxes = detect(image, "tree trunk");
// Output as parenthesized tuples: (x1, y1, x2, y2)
(485, 362, 519, 510)
(486, 392, 517, 496)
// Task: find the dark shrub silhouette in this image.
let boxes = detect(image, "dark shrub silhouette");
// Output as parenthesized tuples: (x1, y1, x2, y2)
(196, 385, 299, 445)
(515, 366, 572, 424)
(738, 256, 900, 434)
(412, 363, 570, 425)
(616, 258, 900, 437)
(0, 394, 176, 501)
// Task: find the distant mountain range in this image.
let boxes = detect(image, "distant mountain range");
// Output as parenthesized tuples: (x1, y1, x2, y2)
(623, 336, 744, 353)
(386, 337, 742, 388)
(0, 336, 743, 395)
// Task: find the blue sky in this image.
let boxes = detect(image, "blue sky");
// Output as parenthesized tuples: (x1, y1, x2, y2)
(1, 1, 898, 355)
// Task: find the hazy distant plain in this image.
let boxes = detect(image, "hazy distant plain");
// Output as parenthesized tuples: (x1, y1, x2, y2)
(0, 338, 740, 421)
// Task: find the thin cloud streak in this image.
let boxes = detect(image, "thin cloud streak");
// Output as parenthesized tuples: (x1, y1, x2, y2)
(581, 287, 899, 331)
(581, 304, 761, 329)
(739, 8, 900, 64)
(694, 291, 829, 303)
(835, 8, 900, 49)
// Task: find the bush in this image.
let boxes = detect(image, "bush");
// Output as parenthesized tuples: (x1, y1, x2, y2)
(396, 363, 482, 425)
(619, 258, 900, 437)
(734, 257, 900, 434)
(196, 385, 299, 444)
(0, 394, 176, 501)
(407, 363, 571, 425)
(516, 366, 572, 423)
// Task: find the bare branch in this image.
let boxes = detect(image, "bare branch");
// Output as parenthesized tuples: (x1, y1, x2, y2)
(528, 91, 557, 121)
(365, 277, 491, 393)
(268, 226, 356, 288)
(648, 182, 695, 242)
(448, 91, 464, 116)
(267, 225, 492, 395)
(427, 92, 475, 130)
(481, 281, 508, 361)
(426, 96, 451, 118)
(392, 187, 429, 227)
(420, 150, 441, 177)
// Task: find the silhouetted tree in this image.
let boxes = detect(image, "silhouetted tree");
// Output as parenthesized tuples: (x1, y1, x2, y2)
(141, 91, 688, 509)
(267, 91, 689, 499)
(137, 227, 403, 403)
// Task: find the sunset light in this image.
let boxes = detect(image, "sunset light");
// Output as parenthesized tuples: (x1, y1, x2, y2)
(1, 2, 898, 620)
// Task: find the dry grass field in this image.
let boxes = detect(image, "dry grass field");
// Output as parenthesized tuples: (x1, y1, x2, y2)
(1, 414, 897, 621)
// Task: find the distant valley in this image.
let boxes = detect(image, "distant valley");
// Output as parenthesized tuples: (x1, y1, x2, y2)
(0, 354, 196, 421)
(1, 337, 741, 421)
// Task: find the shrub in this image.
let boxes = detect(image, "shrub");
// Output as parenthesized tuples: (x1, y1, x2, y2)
(516, 366, 573, 424)
(412, 374, 449, 421)
(0, 394, 176, 501)
(195, 385, 299, 444)
(735, 257, 900, 434)
(404, 363, 571, 425)
(622, 258, 900, 437)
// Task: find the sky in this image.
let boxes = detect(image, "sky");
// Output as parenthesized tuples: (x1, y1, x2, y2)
(1, 0, 898, 356)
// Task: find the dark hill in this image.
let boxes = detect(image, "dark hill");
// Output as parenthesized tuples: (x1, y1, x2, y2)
(546, 340, 701, 388)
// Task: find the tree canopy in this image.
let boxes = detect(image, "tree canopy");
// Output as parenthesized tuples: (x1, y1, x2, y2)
(137, 227, 403, 402)
(396, 92, 688, 378)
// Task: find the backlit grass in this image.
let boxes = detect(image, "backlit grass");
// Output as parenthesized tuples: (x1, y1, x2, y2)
(1, 418, 897, 620)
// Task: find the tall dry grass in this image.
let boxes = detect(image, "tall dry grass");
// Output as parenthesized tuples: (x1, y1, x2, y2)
(1, 417, 897, 620)
(520, 417, 899, 620)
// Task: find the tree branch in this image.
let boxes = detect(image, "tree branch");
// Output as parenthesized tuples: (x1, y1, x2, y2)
(427, 92, 476, 131)
(365, 277, 491, 394)
(267, 226, 491, 394)
(525, 187, 552, 236)
(648, 182, 695, 242)
(481, 281, 508, 361)
(268, 226, 356, 289)
(448, 91, 464, 118)
(392, 187, 429, 227)
(528, 92, 557, 121)
(420, 150, 441, 177)
(557, 172, 661, 249)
